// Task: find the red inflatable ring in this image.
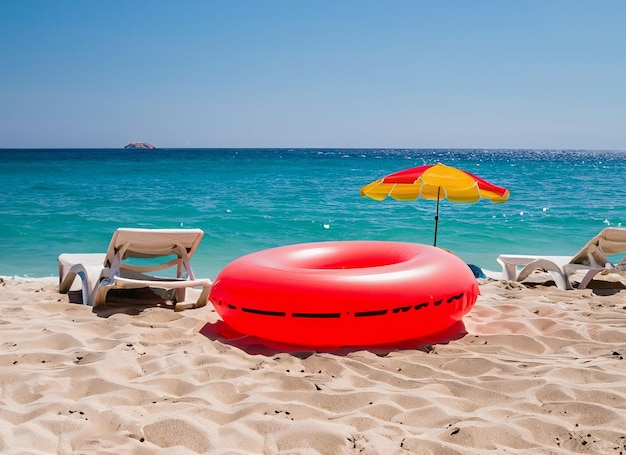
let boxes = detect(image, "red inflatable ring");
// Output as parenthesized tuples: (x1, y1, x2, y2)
(209, 241, 478, 347)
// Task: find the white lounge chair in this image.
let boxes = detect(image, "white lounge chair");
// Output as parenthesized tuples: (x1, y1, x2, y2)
(59, 228, 212, 310)
(497, 227, 626, 289)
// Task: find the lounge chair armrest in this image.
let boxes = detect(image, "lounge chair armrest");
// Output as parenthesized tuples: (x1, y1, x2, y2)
(113, 276, 212, 289)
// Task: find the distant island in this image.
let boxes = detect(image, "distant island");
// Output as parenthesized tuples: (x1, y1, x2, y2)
(124, 142, 156, 149)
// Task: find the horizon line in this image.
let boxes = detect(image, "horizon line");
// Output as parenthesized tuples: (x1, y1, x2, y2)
(2, 146, 626, 152)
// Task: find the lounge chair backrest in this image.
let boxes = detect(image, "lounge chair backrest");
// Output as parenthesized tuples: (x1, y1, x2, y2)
(104, 228, 203, 261)
(570, 227, 626, 265)
(103, 228, 204, 279)
(595, 227, 626, 255)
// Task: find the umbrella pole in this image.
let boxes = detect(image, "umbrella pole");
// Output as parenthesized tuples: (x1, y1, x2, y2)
(434, 187, 440, 247)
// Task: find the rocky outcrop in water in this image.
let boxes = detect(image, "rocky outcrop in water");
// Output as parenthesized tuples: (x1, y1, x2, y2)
(124, 142, 156, 149)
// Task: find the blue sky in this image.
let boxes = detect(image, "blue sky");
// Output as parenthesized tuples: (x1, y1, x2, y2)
(1, 0, 624, 149)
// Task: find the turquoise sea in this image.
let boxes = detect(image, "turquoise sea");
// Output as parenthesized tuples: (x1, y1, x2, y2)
(1, 148, 625, 280)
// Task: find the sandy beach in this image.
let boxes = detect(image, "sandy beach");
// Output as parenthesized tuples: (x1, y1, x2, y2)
(1, 273, 625, 455)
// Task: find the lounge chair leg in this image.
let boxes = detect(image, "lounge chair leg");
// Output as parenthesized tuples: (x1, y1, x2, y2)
(92, 287, 110, 307)
(577, 270, 600, 289)
(77, 271, 90, 305)
(549, 272, 573, 290)
(174, 286, 210, 312)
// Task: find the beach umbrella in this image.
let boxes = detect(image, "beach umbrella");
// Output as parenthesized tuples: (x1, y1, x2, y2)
(360, 163, 510, 246)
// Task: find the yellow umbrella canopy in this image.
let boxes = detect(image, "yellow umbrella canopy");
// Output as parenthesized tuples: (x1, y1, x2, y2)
(360, 163, 510, 245)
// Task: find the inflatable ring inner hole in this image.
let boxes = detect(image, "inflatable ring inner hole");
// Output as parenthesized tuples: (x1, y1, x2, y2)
(285, 245, 419, 269)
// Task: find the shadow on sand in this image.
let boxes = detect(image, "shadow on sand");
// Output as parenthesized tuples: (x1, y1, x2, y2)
(68, 288, 180, 317)
(198, 319, 468, 357)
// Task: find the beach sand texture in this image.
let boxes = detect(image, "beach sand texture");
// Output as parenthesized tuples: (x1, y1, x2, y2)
(1, 274, 625, 454)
